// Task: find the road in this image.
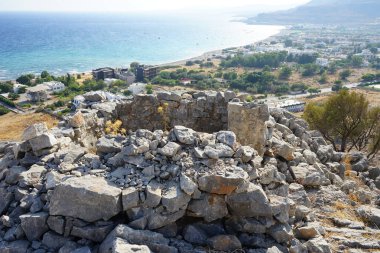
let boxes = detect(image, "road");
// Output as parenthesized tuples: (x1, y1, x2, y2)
(261, 82, 361, 105)
(0, 100, 24, 114)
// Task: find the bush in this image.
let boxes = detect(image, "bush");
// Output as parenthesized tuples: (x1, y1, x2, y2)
(8, 93, 20, 100)
(0, 106, 10, 115)
(0, 95, 16, 107)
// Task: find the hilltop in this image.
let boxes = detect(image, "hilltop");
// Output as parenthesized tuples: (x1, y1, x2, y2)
(248, 0, 380, 25)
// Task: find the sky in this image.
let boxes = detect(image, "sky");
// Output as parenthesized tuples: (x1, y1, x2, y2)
(0, 0, 310, 12)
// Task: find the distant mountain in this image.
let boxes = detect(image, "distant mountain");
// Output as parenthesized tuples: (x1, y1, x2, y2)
(248, 0, 380, 25)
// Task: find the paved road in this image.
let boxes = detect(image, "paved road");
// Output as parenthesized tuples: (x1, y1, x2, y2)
(0, 100, 24, 114)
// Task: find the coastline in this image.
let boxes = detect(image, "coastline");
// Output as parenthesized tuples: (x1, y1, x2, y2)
(1, 24, 287, 82)
(158, 26, 287, 68)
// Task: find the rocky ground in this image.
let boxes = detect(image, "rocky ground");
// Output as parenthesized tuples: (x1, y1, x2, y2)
(0, 91, 379, 253)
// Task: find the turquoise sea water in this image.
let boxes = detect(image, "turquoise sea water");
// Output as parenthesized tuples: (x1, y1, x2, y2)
(0, 12, 283, 80)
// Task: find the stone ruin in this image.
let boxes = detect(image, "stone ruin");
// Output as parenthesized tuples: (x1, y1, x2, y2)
(0, 90, 379, 253)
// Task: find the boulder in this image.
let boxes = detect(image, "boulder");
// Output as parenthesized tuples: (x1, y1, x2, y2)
(356, 206, 380, 227)
(42, 231, 69, 251)
(20, 212, 49, 241)
(144, 181, 162, 208)
(97, 137, 122, 154)
(19, 164, 47, 187)
(110, 238, 152, 253)
(157, 142, 181, 157)
(22, 123, 48, 141)
(207, 235, 242, 251)
(161, 182, 191, 213)
(122, 187, 140, 211)
(50, 176, 122, 222)
(179, 174, 198, 195)
(271, 138, 295, 161)
(173, 126, 196, 145)
(198, 166, 249, 195)
(291, 164, 330, 187)
(0, 189, 13, 215)
(99, 225, 172, 253)
(71, 224, 114, 242)
(226, 183, 272, 217)
(305, 237, 331, 253)
(187, 194, 228, 222)
(216, 131, 236, 147)
(83, 91, 106, 102)
(183, 224, 208, 245)
(29, 134, 57, 152)
(0, 240, 30, 253)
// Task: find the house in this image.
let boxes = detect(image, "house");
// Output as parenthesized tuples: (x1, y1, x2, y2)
(135, 65, 158, 82)
(26, 85, 49, 102)
(179, 78, 195, 85)
(92, 67, 115, 80)
(316, 58, 329, 67)
(115, 68, 136, 84)
(26, 81, 65, 102)
(277, 100, 306, 113)
(73, 95, 86, 108)
(44, 81, 65, 93)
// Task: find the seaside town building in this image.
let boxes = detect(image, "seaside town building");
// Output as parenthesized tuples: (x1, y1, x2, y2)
(26, 81, 65, 102)
(135, 65, 158, 82)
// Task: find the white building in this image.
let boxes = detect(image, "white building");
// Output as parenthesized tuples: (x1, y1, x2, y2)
(73, 95, 86, 108)
(276, 100, 306, 113)
(316, 58, 329, 67)
(43, 81, 65, 93)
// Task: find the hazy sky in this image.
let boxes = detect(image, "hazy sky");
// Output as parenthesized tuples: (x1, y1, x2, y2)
(0, 0, 310, 12)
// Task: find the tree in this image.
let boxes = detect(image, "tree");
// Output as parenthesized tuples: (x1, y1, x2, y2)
(302, 64, 319, 77)
(361, 73, 377, 82)
(8, 93, 20, 100)
(41, 71, 50, 79)
(279, 65, 292, 80)
(16, 74, 35, 86)
(350, 56, 364, 68)
(0, 82, 14, 93)
(318, 72, 328, 84)
(339, 69, 351, 80)
(308, 88, 321, 95)
(303, 90, 380, 156)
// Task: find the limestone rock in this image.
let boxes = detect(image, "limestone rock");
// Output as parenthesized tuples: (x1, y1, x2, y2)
(20, 212, 49, 241)
(173, 126, 196, 145)
(29, 134, 57, 152)
(110, 238, 152, 253)
(187, 194, 228, 222)
(22, 123, 48, 141)
(50, 176, 122, 222)
(226, 183, 272, 217)
(122, 187, 140, 211)
(157, 142, 181, 157)
(198, 166, 249, 195)
(305, 237, 331, 253)
(216, 131, 236, 147)
(207, 235, 242, 251)
(179, 174, 198, 195)
(161, 182, 191, 213)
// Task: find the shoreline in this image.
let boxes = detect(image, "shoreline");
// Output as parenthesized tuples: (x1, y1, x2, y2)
(1, 25, 287, 82)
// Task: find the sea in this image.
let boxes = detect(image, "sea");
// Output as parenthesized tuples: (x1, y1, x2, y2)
(0, 12, 283, 80)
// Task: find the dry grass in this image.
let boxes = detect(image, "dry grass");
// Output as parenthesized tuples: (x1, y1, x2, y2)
(0, 112, 58, 141)
(329, 201, 362, 222)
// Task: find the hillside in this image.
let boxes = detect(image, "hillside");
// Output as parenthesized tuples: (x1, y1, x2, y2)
(249, 0, 380, 25)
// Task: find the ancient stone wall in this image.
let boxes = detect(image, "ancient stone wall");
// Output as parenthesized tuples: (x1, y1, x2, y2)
(115, 91, 235, 133)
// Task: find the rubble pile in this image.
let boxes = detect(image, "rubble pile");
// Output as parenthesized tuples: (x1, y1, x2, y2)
(0, 91, 379, 253)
